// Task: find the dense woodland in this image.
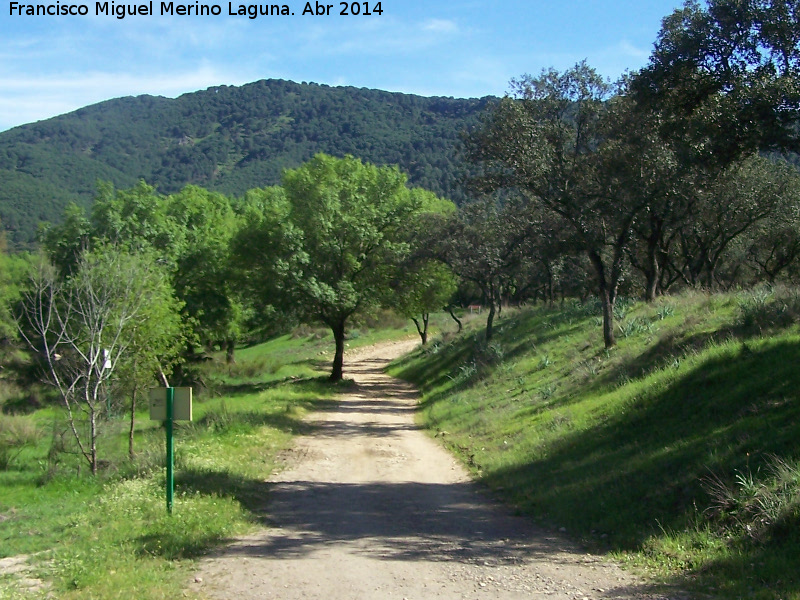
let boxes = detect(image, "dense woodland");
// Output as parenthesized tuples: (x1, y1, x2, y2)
(0, 80, 489, 247)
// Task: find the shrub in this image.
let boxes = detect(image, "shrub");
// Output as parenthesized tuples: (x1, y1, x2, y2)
(737, 284, 800, 330)
(448, 361, 477, 386)
(613, 297, 635, 320)
(0, 415, 42, 469)
(655, 303, 675, 320)
(618, 317, 654, 338)
(703, 455, 800, 541)
(226, 355, 282, 380)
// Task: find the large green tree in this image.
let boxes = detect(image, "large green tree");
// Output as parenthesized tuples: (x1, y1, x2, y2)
(43, 181, 246, 360)
(468, 63, 645, 347)
(166, 186, 243, 360)
(229, 185, 296, 340)
(283, 154, 428, 381)
(235, 154, 434, 381)
(633, 0, 800, 165)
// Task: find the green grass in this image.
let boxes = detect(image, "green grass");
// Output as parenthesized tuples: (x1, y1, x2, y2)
(202, 315, 418, 391)
(391, 289, 800, 600)
(0, 327, 365, 600)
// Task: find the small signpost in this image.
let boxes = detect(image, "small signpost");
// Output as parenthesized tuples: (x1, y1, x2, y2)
(149, 387, 193, 514)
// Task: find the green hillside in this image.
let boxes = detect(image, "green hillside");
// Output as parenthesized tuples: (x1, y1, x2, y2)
(391, 289, 800, 599)
(0, 80, 490, 247)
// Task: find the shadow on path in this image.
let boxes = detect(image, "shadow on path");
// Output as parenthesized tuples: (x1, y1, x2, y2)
(220, 479, 574, 565)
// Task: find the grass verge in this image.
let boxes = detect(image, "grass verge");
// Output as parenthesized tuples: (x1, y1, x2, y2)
(390, 288, 800, 600)
(0, 326, 367, 600)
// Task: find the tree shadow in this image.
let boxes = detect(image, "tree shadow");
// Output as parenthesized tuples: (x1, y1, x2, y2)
(477, 339, 800, 595)
(175, 471, 688, 598)
(175, 468, 274, 522)
(595, 321, 771, 391)
(190, 409, 318, 436)
(210, 373, 332, 399)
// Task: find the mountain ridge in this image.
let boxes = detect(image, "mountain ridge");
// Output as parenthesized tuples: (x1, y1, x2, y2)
(0, 78, 493, 247)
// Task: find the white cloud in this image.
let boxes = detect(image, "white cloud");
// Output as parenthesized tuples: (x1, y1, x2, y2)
(616, 40, 650, 61)
(0, 66, 263, 131)
(422, 19, 459, 34)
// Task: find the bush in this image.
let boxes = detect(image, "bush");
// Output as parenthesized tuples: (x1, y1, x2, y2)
(226, 355, 282, 380)
(474, 340, 506, 365)
(737, 285, 800, 330)
(448, 361, 477, 386)
(0, 415, 42, 469)
(353, 308, 408, 330)
(703, 455, 800, 542)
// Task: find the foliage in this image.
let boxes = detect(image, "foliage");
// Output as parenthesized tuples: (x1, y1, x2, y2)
(41, 181, 247, 359)
(387, 192, 458, 345)
(0, 80, 489, 247)
(390, 261, 458, 345)
(166, 185, 244, 352)
(0, 241, 33, 343)
(632, 0, 800, 166)
(678, 154, 800, 288)
(228, 185, 295, 340)
(233, 153, 440, 381)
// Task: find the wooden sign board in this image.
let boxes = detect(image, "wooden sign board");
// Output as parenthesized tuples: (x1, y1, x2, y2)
(149, 387, 193, 421)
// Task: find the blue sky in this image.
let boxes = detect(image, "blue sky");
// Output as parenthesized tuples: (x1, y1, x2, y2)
(0, 0, 686, 132)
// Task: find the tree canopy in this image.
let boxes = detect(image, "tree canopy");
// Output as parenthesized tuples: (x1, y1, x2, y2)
(632, 0, 800, 165)
(231, 154, 453, 380)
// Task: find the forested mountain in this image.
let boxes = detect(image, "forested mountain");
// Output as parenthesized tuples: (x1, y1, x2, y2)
(0, 79, 492, 246)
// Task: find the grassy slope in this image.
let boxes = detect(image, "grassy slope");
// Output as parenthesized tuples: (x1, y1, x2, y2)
(0, 323, 411, 600)
(390, 290, 800, 600)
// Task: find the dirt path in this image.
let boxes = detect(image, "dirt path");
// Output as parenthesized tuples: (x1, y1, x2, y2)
(191, 340, 687, 600)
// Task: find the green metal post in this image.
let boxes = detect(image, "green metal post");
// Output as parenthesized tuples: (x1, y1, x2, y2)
(166, 387, 174, 514)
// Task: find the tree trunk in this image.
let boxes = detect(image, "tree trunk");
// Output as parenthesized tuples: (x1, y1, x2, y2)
(330, 319, 346, 382)
(600, 286, 616, 348)
(643, 232, 661, 302)
(411, 315, 429, 345)
(645, 253, 659, 302)
(90, 410, 98, 476)
(446, 306, 463, 333)
(485, 302, 497, 342)
(128, 385, 137, 460)
(225, 339, 236, 364)
(589, 250, 617, 348)
(158, 366, 170, 387)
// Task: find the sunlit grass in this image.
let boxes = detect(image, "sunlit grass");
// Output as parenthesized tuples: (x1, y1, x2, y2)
(0, 327, 358, 599)
(392, 290, 800, 599)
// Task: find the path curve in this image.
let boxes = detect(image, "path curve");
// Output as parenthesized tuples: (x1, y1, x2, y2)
(191, 340, 687, 600)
